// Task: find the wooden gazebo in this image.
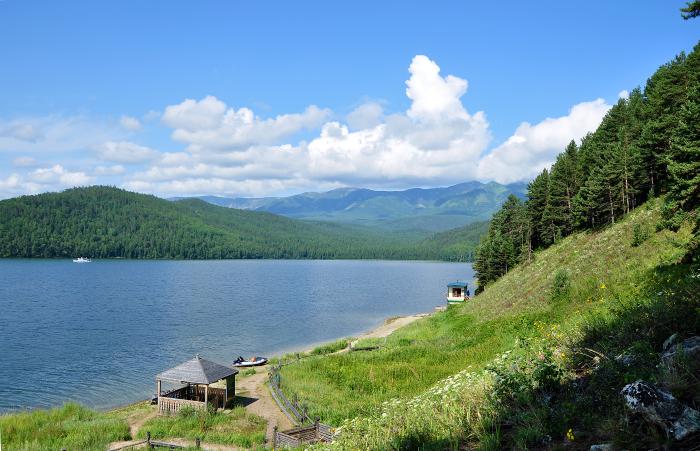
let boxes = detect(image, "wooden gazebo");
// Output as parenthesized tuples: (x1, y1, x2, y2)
(156, 355, 238, 414)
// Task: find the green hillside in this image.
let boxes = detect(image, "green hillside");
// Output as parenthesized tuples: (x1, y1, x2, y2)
(416, 220, 490, 261)
(278, 199, 698, 449)
(0, 186, 455, 260)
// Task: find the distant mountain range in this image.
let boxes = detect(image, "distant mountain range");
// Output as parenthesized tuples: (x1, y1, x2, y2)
(173, 181, 527, 234)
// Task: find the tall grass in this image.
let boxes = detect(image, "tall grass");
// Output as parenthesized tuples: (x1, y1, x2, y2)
(136, 405, 266, 448)
(0, 403, 130, 450)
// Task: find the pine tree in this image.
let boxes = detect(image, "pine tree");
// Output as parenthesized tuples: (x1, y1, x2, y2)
(666, 83, 700, 219)
(526, 169, 550, 248)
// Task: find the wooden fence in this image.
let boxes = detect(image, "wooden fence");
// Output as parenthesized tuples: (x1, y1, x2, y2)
(268, 364, 335, 447)
(268, 364, 310, 425)
(273, 420, 335, 448)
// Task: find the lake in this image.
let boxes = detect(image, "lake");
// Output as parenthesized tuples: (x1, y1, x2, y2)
(0, 259, 474, 412)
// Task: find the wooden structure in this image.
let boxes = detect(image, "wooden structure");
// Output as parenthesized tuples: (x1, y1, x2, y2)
(273, 420, 334, 448)
(447, 281, 469, 303)
(156, 355, 238, 414)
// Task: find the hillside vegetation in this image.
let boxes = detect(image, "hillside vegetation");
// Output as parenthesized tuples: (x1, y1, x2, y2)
(475, 42, 700, 289)
(279, 199, 698, 449)
(274, 39, 700, 450)
(0, 186, 479, 260)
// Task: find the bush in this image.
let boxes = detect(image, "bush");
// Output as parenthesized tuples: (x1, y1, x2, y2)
(632, 223, 650, 247)
(551, 269, 570, 299)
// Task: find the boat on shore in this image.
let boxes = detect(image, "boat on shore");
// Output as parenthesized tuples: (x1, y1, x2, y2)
(72, 257, 91, 263)
(232, 356, 268, 367)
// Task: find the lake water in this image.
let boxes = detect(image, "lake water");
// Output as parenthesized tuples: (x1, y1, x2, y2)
(0, 259, 474, 412)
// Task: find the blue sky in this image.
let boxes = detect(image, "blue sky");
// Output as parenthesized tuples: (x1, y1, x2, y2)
(0, 1, 697, 198)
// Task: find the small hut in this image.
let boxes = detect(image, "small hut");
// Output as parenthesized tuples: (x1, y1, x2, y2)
(156, 355, 238, 414)
(446, 281, 469, 303)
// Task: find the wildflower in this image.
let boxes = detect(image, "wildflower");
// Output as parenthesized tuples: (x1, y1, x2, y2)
(600, 283, 606, 289)
(566, 428, 575, 441)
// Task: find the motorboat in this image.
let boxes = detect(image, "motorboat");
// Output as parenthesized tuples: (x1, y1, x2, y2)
(232, 356, 268, 367)
(73, 257, 91, 263)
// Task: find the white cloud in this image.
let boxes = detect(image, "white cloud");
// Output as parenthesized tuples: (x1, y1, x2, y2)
(0, 165, 94, 198)
(618, 90, 630, 99)
(120, 115, 142, 131)
(0, 55, 614, 199)
(406, 55, 469, 121)
(0, 122, 43, 142)
(97, 141, 159, 164)
(12, 156, 38, 167)
(30, 164, 93, 186)
(162, 95, 330, 151)
(94, 164, 126, 175)
(346, 102, 383, 130)
(0, 115, 126, 154)
(477, 99, 611, 183)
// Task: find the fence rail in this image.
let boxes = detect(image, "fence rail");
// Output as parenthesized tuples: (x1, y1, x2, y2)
(268, 363, 310, 426)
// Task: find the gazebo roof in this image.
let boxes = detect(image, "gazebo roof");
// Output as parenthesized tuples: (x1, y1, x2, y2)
(157, 355, 238, 384)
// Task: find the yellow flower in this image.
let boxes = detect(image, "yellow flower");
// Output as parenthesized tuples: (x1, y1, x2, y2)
(566, 428, 575, 441)
(600, 283, 606, 289)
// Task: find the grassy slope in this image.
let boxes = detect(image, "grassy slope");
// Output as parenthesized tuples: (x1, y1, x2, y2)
(0, 401, 267, 450)
(278, 199, 698, 447)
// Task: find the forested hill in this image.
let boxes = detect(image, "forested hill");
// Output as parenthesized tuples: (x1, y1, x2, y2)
(475, 40, 700, 290)
(0, 186, 456, 260)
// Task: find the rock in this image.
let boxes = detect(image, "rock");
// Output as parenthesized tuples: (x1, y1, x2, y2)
(615, 351, 636, 367)
(663, 333, 679, 352)
(621, 380, 700, 440)
(590, 444, 613, 451)
(661, 336, 700, 366)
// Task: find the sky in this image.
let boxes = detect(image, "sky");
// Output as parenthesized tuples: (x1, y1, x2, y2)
(0, 1, 697, 199)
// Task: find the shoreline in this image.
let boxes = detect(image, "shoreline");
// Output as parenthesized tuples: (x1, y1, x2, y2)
(104, 310, 434, 414)
(0, 310, 436, 417)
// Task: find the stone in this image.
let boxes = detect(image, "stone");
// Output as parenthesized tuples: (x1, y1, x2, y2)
(661, 336, 700, 366)
(621, 380, 700, 441)
(615, 351, 636, 367)
(663, 333, 679, 352)
(590, 445, 613, 451)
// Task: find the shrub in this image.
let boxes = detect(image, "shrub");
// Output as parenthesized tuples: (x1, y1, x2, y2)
(631, 223, 650, 247)
(551, 269, 570, 299)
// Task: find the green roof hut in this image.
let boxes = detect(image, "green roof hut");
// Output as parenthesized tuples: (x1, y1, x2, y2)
(447, 281, 469, 304)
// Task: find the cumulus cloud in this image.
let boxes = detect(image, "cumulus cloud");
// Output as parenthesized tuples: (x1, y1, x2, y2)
(162, 95, 330, 151)
(618, 90, 630, 99)
(97, 141, 159, 164)
(0, 165, 94, 198)
(477, 99, 611, 183)
(120, 115, 142, 131)
(1, 54, 613, 198)
(346, 102, 383, 130)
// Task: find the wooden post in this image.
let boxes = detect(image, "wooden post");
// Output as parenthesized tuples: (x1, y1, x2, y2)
(147, 431, 151, 445)
(204, 384, 208, 406)
(273, 425, 278, 449)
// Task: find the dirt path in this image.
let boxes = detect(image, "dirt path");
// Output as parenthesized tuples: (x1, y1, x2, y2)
(353, 313, 428, 343)
(236, 367, 293, 443)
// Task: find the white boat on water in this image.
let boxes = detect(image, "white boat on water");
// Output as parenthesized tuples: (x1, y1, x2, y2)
(72, 257, 91, 263)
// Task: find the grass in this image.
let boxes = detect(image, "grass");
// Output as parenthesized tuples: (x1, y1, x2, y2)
(278, 199, 699, 448)
(310, 338, 352, 356)
(0, 399, 267, 450)
(135, 404, 266, 448)
(0, 403, 130, 450)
